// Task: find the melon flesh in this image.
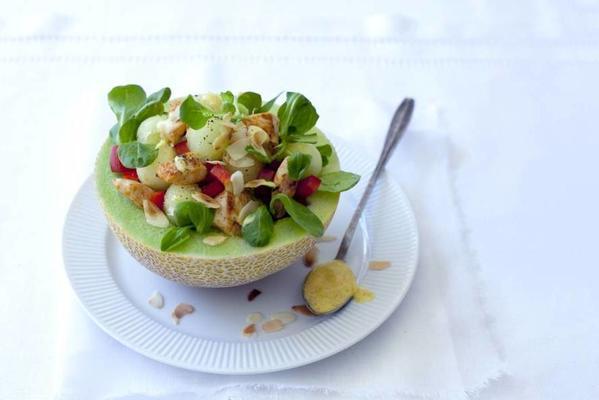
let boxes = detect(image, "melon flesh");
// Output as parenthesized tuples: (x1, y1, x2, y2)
(95, 128, 341, 287)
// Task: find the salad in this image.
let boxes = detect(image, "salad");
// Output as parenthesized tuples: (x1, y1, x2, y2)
(105, 85, 360, 251)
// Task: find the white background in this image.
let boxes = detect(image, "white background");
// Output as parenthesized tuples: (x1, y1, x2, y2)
(1, 1, 599, 399)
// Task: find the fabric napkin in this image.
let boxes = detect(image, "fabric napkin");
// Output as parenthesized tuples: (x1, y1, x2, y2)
(57, 122, 504, 399)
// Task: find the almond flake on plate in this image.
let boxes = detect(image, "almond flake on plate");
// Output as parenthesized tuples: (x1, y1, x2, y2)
(262, 319, 284, 333)
(147, 291, 164, 309)
(202, 235, 228, 246)
(246, 312, 263, 324)
(270, 311, 296, 325)
(171, 303, 194, 325)
(369, 261, 391, 270)
(242, 323, 257, 337)
(292, 305, 315, 316)
(303, 247, 318, 267)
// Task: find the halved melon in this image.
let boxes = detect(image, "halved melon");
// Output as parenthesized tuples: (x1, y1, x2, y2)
(95, 128, 340, 287)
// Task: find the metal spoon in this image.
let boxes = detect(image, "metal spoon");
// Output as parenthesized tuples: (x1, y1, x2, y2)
(303, 98, 415, 315)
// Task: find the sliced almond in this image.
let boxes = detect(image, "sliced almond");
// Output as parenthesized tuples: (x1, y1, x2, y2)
(262, 319, 284, 333)
(230, 171, 244, 196)
(270, 311, 296, 325)
(142, 199, 170, 228)
(248, 125, 269, 147)
(212, 129, 231, 152)
(228, 155, 255, 168)
(244, 179, 277, 189)
(202, 235, 228, 246)
(226, 137, 251, 161)
(369, 261, 391, 271)
(230, 124, 248, 142)
(246, 312, 263, 324)
(148, 291, 164, 309)
(242, 323, 256, 337)
(317, 235, 337, 243)
(303, 247, 318, 267)
(292, 305, 316, 316)
(171, 303, 194, 324)
(237, 200, 261, 224)
(192, 192, 221, 209)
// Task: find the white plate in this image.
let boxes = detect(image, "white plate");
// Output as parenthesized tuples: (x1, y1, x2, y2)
(62, 142, 418, 374)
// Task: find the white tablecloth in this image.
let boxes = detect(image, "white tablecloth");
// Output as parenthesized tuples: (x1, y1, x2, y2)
(1, 1, 599, 399)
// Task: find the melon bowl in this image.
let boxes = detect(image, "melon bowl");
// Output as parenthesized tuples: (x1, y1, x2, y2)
(95, 130, 341, 288)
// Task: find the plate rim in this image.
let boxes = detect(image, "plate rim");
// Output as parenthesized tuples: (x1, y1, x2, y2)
(62, 145, 419, 375)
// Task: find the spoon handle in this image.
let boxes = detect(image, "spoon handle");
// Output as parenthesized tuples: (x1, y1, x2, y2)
(335, 98, 415, 261)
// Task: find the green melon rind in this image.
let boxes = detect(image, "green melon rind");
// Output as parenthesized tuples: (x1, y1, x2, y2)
(95, 128, 341, 258)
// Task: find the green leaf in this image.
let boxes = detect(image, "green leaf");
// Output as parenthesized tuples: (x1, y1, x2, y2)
(238, 92, 262, 114)
(180, 95, 214, 129)
(134, 100, 165, 122)
(220, 91, 236, 114)
(108, 84, 146, 125)
(316, 144, 332, 167)
(147, 87, 172, 104)
(174, 201, 214, 233)
(287, 152, 312, 180)
(277, 92, 319, 138)
(242, 205, 274, 247)
(269, 193, 324, 237)
(318, 171, 361, 192)
(288, 133, 317, 144)
(161, 226, 192, 251)
(245, 145, 272, 164)
(109, 123, 120, 143)
(258, 92, 282, 113)
(117, 142, 159, 168)
(118, 118, 141, 143)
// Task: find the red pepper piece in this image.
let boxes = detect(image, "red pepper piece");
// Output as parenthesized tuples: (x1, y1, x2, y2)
(209, 164, 231, 185)
(174, 140, 190, 155)
(247, 289, 262, 302)
(149, 191, 165, 210)
(201, 180, 225, 198)
(122, 169, 139, 181)
(295, 175, 321, 199)
(110, 145, 130, 173)
(257, 168, 275, 181)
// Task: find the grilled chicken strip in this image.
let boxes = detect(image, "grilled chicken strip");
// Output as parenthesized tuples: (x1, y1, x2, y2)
(156, 152, 208, 185)
(212, 190, 251, 236)
(112, 178, 155, 208)
(242, 112, 279, 145)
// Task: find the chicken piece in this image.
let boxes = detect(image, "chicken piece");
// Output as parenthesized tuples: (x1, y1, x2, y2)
(212, 190, 252, 236)
(156, 152, 208, 185)
(160, 120, 187, 145)
(272, 157, 297, 218)
(242, 112, 279, 145)
(112, 178, 155, 208)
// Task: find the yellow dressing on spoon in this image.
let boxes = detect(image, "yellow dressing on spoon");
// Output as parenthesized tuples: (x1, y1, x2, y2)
(303, 260, 375, 315)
